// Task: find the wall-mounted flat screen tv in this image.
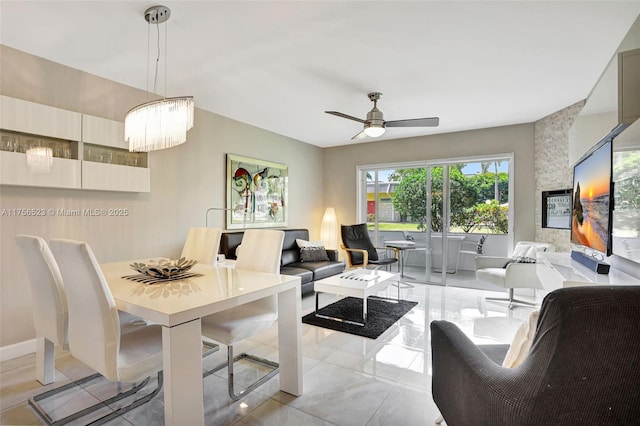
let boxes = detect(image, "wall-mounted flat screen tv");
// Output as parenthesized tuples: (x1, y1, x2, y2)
(571, 138, 613, 256)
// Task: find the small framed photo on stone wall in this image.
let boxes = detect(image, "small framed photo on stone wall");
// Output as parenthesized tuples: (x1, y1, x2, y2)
(542, 189, 572, 229)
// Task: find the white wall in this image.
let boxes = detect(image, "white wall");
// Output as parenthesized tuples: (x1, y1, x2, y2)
(0, 46, 325, 347)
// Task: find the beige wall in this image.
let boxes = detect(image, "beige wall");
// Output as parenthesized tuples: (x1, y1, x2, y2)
(322, 123, 536, 245)
(0, 46, 325, 347)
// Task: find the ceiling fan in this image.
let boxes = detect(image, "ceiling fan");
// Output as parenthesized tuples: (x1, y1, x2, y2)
(325, 92, 439, 140)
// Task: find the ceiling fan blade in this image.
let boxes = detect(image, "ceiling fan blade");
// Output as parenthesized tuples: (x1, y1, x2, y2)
(385, 117, 440, 127)
(325, 111, 366, 124)
(351, 130, 367, 140)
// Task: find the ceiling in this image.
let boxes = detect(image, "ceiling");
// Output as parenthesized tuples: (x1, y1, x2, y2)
(1, 1, 639, 148)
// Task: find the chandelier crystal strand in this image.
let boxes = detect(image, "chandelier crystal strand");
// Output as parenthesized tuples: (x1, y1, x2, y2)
(125, 5, 194, 152)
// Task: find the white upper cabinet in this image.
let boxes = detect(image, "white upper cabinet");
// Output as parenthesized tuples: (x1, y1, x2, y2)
(619, 48, 640, 125)
(0, 95, 81, 141)
(82, 114, 128, 150)
(1, 96, 149, 192)
(81, 161, 150, 192)
(0, 151, 81, 189)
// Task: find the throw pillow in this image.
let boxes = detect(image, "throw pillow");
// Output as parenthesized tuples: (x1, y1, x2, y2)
(300, 246, 330, 262)
(504, 256, 537, 267)
(296, 239, 324, 248)
(502, 310, 540, 368)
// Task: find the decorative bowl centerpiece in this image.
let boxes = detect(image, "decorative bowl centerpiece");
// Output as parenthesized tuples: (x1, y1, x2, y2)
(129, 257, 198, 279)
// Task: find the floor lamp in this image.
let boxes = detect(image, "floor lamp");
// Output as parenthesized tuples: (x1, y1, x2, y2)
(320, 207, 338, 250)
(205, 207, 233, 228)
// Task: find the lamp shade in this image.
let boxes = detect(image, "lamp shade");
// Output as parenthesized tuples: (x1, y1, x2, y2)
(320, 207, 338, 250)
(125, 96, 194, 152)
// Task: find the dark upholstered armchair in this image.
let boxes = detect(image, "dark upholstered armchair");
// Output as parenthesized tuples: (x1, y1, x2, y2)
(340, 223, 398, 269)
(431, 286, 640, 426)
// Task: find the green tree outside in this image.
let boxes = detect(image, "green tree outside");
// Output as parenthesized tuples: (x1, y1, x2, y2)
(388, 166, 509, 234)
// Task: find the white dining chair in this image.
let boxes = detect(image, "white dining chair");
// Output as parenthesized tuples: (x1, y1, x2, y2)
(180, 227, 223, 356)
(181, 227, 222, 264)
(201, 229, 285, 400)
(49, 239, 164, 425)
(15, 235, 150, 425)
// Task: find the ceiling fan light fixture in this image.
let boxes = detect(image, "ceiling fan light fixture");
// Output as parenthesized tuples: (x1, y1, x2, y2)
(325, 91, 439, 140)
(364, 124, 385, 137)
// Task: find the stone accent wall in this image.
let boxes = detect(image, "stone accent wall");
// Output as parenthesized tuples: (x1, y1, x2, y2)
(534, 100, 585, 251)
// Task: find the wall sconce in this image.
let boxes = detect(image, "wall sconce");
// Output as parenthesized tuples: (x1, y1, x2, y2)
(320, 207, 338, 250)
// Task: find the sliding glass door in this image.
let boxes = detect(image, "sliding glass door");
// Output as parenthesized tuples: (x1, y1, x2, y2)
(359, 155, 512, 286)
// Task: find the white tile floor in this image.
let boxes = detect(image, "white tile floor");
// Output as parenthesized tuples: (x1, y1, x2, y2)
(0, 281, 537, 426)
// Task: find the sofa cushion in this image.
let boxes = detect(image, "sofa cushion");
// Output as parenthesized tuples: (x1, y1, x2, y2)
(290, 261, 345, 281)
(219, 232, 244, 260)
(280, 266, 313, 284)
(280, 229, 309, 266)
(281, 249, 300, 266)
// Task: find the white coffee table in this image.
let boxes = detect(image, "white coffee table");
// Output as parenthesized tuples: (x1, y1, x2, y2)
(314, 270, 398, 326)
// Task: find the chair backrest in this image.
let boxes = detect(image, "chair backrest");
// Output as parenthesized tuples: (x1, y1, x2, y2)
(521, 286, 640, 422)
(180, 227, 222, 264)
(234, 229, 285, 315)
(341, 223, 379, 265)
(512, 241, 555, 258)
(49, 239, 121, 382)
(235, 229, 285, 274)
(15, 235, 67, 347)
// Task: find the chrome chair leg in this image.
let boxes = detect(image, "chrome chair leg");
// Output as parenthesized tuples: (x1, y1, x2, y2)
(486, 289, 537, 309)
(203, 345, 279, 401)
(29, 371, 163, 426)
(202, 337, 220, 358)
(89, 372, 163, 426)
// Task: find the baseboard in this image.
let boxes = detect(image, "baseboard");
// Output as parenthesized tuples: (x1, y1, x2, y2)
(0, 338, 36, 362)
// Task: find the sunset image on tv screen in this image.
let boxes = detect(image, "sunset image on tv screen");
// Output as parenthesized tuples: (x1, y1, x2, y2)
(571, 141, 611, 254)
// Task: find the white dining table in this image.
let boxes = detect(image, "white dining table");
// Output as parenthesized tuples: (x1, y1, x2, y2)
(99, 261, 303, 426)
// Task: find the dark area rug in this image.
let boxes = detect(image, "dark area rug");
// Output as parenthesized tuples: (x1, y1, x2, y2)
(302, 296, 418, 339)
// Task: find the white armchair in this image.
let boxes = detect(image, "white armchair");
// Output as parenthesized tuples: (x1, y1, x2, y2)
(475, 241, 555, 308)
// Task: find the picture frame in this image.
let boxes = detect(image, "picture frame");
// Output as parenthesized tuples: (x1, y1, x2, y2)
(226, 154, 288, 229)
(542, 189, 572, 229)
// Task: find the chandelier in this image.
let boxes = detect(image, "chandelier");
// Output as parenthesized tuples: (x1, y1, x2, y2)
(125, 5, 194, 152)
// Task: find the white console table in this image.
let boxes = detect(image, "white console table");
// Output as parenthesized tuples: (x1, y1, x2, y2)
(536, 252, 640, 292)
